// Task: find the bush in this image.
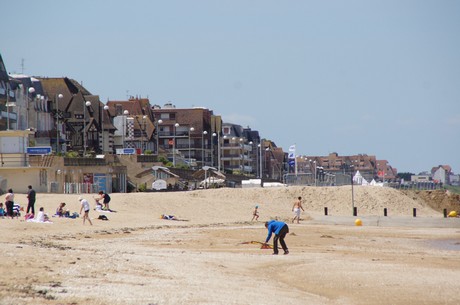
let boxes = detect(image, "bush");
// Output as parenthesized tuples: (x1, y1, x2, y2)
(138, 183, 147, 192)
(65, 151, 79, 158)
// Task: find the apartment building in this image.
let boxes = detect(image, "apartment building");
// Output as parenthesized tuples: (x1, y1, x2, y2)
(106, 97, 155, 153)
(152, 103, 216, 168)
(221, 123, 261, 175)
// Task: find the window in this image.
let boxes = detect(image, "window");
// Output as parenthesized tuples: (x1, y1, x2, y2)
(160, 113, 175, 120)
(115, 105, 123, 115)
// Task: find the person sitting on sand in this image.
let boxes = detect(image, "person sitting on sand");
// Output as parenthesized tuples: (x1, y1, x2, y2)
(56, 202, 67, 217)
(0, 202, 5, 218)
(12, 202, 21, 218)
(94, 199, 103, 211)
(28, 207, 52, 223)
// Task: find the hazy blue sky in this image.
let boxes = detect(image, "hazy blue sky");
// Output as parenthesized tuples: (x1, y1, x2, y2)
(2, 0, 459, 174)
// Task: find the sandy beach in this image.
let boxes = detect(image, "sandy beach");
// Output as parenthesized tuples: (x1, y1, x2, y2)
(1, 186, 459, 305)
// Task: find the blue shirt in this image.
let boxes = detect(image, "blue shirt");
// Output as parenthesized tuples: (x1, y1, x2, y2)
(265, 220, 287, 243)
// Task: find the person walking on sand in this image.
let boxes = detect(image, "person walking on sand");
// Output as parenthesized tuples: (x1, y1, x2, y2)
(78, 196, 93, 225)
(26, 185, 36, 215)
(252, 205, 260, 221)
(292, 196, 304, 224)
(264, 220, 289, 255)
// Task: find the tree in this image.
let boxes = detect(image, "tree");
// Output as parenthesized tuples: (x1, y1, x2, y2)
(397, 172, 414, 181)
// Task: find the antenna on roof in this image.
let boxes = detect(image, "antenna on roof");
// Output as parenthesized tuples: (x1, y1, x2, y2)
(21, 58, 25, 74)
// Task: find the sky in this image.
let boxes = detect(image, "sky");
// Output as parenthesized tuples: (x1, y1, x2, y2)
(2, 0, 459, 174)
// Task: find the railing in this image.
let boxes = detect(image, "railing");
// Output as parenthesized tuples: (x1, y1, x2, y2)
(137, 155, 156, 163)
(49, 182, 99, 194)
(387, 182, 444, 190)
(64, 157, 107, 166)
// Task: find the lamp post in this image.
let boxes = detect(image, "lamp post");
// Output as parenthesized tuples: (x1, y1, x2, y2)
(173, 123, 179, 166)
(189, 127, 195, 166)
(317, 166, 324, 186)
(248, 141, 253, 175)
(202, 131, 208, 167)
(26, 87, 35, 129)
(83, 101, 91, 156)
(212, 132, 221, 171)
(102, 105, 109, 153)
(257, 144, 262, 180)
(6, 86, 9, 130)
(223, 135, 227, 172)
(202, 166, 217, 189)
(239, 138, 243, 172)
(309, 160, 317, 186)
(55, 94, 64, 154)
(122, 110, 129, 149)
(350, 165, 355, 215)
(156, 119, 162, 155)
(141, 115, 147, 153)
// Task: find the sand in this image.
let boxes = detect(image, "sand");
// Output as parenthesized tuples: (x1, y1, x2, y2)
(1, 186, 459, 305)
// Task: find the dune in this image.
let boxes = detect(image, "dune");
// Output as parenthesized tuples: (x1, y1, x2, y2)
(0, 186, 459, 305)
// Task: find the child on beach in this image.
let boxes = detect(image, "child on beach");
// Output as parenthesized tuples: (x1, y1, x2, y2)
(252, 205, 259, 221)
(0, 202, 5, 218)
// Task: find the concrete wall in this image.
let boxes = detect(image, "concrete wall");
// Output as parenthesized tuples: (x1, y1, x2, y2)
(0, 167, 48, 194)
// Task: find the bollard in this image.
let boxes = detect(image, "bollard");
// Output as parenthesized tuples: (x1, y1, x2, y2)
(413, 208, 417, 217)
(384, 208, 387, 217)
(324, 207, 328, 216)
(443, 209, 447, 218)
(353, 207, 357, 216)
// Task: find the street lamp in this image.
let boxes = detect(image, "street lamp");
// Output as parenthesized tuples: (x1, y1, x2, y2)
(212, 132, 221, 172)
(83, 101, 91, 156)
(122, 110, 129, 149)
(202, 166, 217, 189)
(173, 123, 179, 166)
(26, 87, 35, 129)
(156, 119, 163, 155)
(317, 166, 324, 186)
(55, 93, 64, 154)
(102, 105, 109, 153)
(350, 165, 355, 215)
(257, 144, 262, 180)
(231, 137, 236, 172)
(6, 85, 10, 130)
(141, 115, 147, 153)
(189, 127, 195, 166)
(239, 138, 243, 172)
(248, 141, 253, 175)
(313, 161, 317, 186)
(202, 130, 208, 167)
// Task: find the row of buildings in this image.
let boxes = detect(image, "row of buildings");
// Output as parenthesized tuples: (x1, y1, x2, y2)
(1, 53, 456, 191)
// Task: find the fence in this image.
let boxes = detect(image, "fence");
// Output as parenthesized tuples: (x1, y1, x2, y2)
(49, 182, 99, 194)
(283, 173, 445, 191)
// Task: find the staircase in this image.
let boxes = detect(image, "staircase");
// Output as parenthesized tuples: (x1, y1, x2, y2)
(115, 155, 161, 189)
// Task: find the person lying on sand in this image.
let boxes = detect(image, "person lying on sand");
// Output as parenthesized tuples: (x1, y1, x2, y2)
(160, 214, 189, 221)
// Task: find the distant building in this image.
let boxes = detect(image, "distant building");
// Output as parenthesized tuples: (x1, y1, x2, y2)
(431, 165, 451, 184)
(107, 97, 155, 153)
(411, 174, 431, 182)
(152, 103, 219, 169)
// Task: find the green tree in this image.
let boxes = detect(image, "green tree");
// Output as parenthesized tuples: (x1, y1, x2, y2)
(397, 172, 414, 181)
